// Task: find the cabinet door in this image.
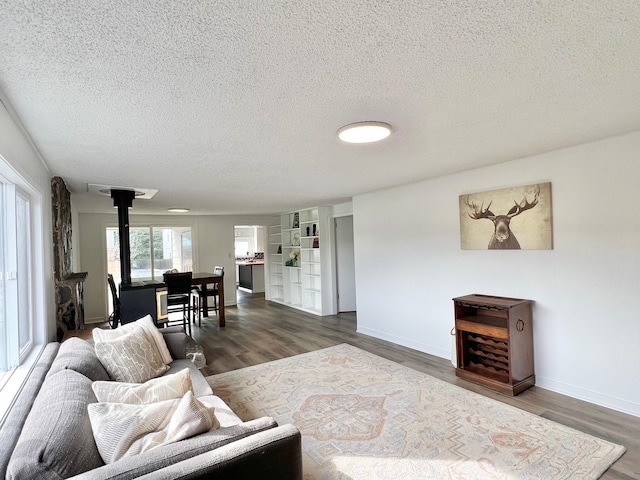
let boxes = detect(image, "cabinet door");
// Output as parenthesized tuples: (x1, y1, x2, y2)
(238, 265, 253, 289)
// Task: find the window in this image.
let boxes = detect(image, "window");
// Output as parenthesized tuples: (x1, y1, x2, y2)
(0, 164, 43, 412)
(106, 225, 193, 294)
(0, 184, 34, 378)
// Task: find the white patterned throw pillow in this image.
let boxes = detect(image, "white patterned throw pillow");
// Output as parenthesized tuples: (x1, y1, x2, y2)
(88, 391, 219, 463)
(92, 314, 173, 365)
(94, 328, 169, 383)
(92, 368, 193, 404)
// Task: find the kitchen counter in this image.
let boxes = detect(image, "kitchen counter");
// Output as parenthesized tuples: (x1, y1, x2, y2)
(235, 260, 265, 266)
(237, 262, 265, 292)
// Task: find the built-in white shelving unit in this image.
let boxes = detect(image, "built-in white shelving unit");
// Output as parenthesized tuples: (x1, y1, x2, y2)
(267, 224, 284, 302)
(267, 206, 330, 315)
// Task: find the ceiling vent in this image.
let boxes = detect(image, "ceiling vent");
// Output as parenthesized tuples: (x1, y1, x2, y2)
(87, 183, 158, 199)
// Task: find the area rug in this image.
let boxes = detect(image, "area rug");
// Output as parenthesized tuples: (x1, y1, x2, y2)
(206, 344, 625, 480)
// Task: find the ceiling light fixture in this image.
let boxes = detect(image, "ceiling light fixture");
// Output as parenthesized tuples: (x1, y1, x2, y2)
(168, 208, 189, 213)
(337, 121, 392, 144)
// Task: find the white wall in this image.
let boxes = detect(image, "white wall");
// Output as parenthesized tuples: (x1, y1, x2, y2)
(353, 131, 640, 417)
(0, 100, 55, 341)
(78, 212, 278, 323)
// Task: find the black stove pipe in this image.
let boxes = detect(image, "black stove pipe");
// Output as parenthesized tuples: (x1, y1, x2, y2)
(111, 189, 136, 285)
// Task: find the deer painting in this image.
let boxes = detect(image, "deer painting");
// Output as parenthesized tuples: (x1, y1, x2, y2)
(463, 185, 541, 249)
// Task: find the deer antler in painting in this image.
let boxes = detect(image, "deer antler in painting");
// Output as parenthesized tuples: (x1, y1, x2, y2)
(506, 184, 540, 218)
(464, 185, 541, 250)
(464, 199, 495, 221)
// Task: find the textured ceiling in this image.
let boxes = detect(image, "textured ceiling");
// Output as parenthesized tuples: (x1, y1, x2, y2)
(0, 1, 639, 215)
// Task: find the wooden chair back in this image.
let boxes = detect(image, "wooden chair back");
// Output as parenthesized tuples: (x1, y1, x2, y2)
(163, 272, 193, 295)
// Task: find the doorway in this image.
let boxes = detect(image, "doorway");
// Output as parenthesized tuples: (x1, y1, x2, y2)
(334, 216, 356, 312)
(234, 225, 265, 302)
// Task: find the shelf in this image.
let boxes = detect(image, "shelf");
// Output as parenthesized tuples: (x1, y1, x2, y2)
(456, 318, 508, 340)
(462, 364, 509, 384)
(467, 334, 508, 350)
(468, 349, 509, 369)
(270, 206, 326, 316)
(458, 314, 507, 329)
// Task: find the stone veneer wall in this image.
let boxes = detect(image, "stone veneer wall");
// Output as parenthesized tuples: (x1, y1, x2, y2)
(51, 176, 72, 281)
(52, 176, 87, 339)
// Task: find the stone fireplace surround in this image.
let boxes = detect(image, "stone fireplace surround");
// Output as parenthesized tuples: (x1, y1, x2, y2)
(52, 176, 87, 340)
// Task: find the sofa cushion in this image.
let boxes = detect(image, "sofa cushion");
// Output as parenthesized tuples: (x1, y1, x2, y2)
(93, 315, 173, 365)
(165, 359, 213, 397)
(94, 328, 169, 383)
(47, 337, 110, 382)
(197, 395, 242, 428)
(88, 391, 219, 463)
(6, 369, 103, 480)
(92, 368, 193, 404)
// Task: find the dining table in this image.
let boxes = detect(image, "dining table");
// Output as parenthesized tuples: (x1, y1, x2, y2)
(191, 271, 225, 327)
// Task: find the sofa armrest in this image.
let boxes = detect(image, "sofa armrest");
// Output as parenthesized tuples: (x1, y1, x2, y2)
(68, 417, 281, 480)
(136, 424, 302, 480)
(161, 331, 189, 359)
(0, 343, 60, 479)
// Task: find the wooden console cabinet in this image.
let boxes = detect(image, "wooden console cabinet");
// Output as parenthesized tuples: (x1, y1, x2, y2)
(453, 294, 534, 395)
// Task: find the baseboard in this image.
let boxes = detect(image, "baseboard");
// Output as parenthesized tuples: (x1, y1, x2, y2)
(356, 326, 451, 360)
(85, 317, 107, 325)
(536, 376, 640, 418)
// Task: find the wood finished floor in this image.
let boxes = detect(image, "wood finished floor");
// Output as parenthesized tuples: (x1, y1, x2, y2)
(191, 290, 639, 479)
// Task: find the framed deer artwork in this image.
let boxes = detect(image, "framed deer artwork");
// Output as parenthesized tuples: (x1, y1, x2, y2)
(459, 182, 553, 250)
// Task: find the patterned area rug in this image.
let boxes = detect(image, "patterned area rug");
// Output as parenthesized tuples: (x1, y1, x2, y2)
(206, 344, 625, 479)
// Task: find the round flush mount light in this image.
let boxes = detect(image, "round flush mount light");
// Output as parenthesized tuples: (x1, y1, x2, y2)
(337, 121, 392, 144)
(168, 208, 189, 213)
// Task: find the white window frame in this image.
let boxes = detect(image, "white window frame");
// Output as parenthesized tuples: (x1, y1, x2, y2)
(0, 157, 46, 425)
(106, 225, 194, 282)
(105, 223, 196, 318)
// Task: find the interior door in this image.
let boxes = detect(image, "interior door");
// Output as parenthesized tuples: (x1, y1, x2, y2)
(335, 216, 356, 312)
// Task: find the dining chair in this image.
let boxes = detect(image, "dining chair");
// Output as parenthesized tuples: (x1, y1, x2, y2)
(107, 274, 121, 329)
(193, 266, 224, 326)
(163, 272, 193, 336)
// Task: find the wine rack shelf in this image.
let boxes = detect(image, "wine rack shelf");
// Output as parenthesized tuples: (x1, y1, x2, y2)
(453, 294, 534, 396)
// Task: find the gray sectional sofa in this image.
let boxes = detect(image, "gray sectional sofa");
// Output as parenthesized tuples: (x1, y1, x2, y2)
(0, 327, 302, 479)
